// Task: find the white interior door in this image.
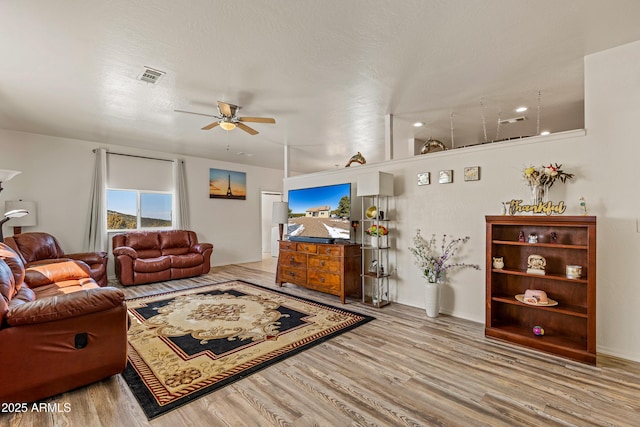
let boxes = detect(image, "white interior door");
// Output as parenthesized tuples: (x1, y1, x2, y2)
(261, 192, 282, 255)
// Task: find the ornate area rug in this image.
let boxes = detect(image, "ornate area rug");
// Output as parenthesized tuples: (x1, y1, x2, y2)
(122, 280, 374, 419)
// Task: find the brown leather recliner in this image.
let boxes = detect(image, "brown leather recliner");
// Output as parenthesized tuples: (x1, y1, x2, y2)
(0, 243, 128, 403)
(4, 232, 108, 287)
(113, 230, 213, 286)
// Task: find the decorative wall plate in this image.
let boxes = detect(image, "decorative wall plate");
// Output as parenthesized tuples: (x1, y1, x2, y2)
(417, 172, 430, 186)
(439, 170, 453, 184)
(464, 166, 480, 181)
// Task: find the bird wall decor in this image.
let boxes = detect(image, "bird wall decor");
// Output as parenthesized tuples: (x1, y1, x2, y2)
(345, 152, 366, 167)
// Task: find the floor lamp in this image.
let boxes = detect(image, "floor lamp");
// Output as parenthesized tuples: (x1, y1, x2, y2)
(0, 169, 25, 242)
(0, 209, 29, 242)
(0, 169, 21, 194)
(272, 201, 289, 241)
(4, 200, 37, 235)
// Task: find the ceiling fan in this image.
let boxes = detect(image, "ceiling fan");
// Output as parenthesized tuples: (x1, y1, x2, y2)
(175, 100, 276, 135)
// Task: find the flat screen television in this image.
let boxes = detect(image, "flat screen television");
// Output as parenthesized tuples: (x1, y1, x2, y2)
(287, 182, 351, 243)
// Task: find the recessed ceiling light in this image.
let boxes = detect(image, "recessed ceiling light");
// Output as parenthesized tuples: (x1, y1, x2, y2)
(540, 131, 551, 136)
(515, 106, 528, 113)
(413, 122, 424, 127)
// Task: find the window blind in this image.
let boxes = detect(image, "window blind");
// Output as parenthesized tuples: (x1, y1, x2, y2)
(106, 153, 173, 192)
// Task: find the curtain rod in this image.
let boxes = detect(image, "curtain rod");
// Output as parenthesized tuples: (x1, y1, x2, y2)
(92, 149, 175, 163)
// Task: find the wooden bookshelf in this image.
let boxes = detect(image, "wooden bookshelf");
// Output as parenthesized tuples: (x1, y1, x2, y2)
(485, 215, 596, 364)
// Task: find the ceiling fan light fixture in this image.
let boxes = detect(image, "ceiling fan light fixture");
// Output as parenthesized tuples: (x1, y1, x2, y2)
(515, 106, 528, 113)
(219, 121, 236, 131)
(413, 122, 425, 127)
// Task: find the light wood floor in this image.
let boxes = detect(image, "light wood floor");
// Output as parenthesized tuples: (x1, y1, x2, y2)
(4, 254, 640, 426)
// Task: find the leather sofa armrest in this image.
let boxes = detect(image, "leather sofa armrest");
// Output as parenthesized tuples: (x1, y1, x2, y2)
(5, 286, 125, 326)
(191, 243, 213, 254)
(67, 251, 108, 265)
(27, 258, 72, 267)
(113, 246, 137, 259)
(24, 260, 92, 288)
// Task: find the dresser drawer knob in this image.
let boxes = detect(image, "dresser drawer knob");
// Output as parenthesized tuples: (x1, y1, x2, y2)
(290, 256, 295, 262)
(320, 260, 325, 266)
(289, 271, 295, 277)
(320, 277, 325, 283)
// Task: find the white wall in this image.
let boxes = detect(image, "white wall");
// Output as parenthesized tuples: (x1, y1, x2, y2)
(584, 40, 640, 361)
(283, 39, 640, 362)
(0, 130, 284, 269)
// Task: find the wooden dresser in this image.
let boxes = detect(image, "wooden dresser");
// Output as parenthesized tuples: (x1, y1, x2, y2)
(276, 241, 361, 303)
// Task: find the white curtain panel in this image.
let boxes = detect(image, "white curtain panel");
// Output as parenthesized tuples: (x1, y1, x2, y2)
(86, 148, 107, 252)
(173, 159, 189, 230)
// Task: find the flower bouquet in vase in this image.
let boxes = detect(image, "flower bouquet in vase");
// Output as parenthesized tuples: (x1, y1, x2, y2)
(408, 230, 480, 317)
(523, 163, 574, 205)
(366, 224, 388, 248)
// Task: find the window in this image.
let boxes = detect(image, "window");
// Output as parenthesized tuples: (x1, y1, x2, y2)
(107, 189, 172, 230)
(105, 153, 175, 231)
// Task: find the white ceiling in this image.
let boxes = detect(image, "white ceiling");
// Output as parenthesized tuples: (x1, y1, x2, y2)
(2, 1, 640, 174)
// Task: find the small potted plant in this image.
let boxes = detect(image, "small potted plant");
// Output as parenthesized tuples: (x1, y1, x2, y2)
(365, 224, 388, 248)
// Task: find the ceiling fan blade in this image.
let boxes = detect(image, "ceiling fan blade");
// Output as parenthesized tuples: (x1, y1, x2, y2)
(174, 109, 218, 118)
(236, 122, 259, 135)
(217, 101, 236, 117)
(202, 121, 221, 130)
(239, 117, 276, 124)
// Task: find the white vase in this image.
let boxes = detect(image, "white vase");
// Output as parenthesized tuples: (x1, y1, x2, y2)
(424, 280, 440, 318)
(370, 235, 387, 248)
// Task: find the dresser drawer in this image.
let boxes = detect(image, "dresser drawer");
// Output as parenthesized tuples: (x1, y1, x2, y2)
(279, 240, 297, 251)
(276, 242, 360, 304)
(296, 243, 317, 254)
(278, 251, 307, 268)
(317, 244, 343, 256)
(307, 270, 341, 293)
(308, 255, 341, 273)
(278, 266, 307, 286)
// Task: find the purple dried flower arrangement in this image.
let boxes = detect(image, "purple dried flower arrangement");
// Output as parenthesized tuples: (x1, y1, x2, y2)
(408, 229, 480, 283)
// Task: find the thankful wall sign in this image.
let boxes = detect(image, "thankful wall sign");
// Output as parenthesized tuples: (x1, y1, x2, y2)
(507, 199, 567, 216)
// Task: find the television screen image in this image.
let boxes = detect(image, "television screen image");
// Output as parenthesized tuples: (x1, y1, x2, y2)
(287, 183, 351, 240)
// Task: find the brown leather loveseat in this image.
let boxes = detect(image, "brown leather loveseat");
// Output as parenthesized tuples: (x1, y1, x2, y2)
(0, 243, 128, 403)
(112, 230, 213, 286)
(5, 232, 109, 287)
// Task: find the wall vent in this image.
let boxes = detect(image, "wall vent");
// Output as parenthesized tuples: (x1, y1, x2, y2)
(499, 116, 527, 125)
(137, 67, 165, 84)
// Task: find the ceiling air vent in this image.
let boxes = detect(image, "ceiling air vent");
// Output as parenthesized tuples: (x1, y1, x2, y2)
(137, 67, 165, 84)
(499, 116, 527, 125)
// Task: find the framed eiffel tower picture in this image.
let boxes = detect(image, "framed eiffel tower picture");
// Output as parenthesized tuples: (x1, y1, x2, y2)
(209, 168, 247, 200)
